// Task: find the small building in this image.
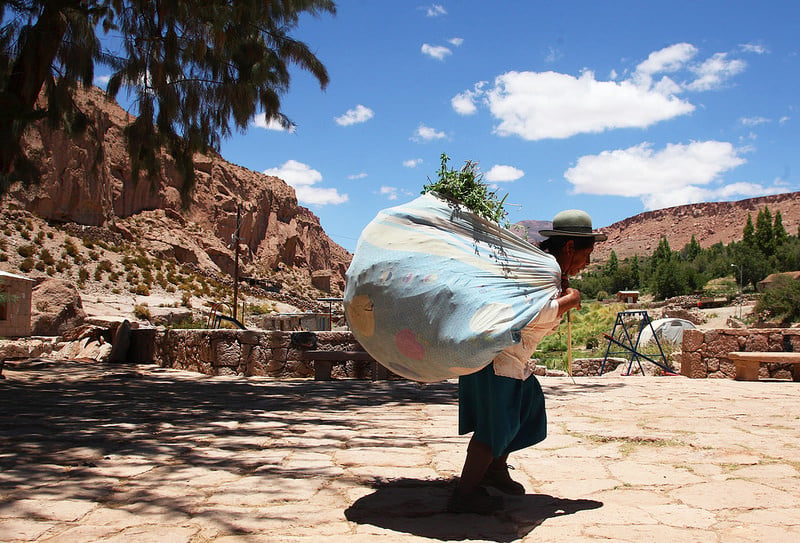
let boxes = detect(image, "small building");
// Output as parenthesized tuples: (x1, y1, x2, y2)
(617, 290, 640, 303)
(0, 271, 35, 338)
(757, 271, 800, 292)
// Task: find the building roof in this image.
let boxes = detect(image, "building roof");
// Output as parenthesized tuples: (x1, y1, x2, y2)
(759, 271, 800, 284)
(0, 270, 35, 282)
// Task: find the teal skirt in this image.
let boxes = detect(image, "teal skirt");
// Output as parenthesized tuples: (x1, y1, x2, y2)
(458, 363, 547, 457)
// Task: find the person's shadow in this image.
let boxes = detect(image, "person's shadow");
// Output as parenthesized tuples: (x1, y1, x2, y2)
(345, 477, 603, 542)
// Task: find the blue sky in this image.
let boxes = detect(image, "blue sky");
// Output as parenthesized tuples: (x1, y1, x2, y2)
(105, 1, 800, 253)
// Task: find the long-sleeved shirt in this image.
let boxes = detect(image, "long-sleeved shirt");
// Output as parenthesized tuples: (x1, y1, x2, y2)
(492, 298, 561, 380)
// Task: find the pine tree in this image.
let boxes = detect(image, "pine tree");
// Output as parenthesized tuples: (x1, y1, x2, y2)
(774, 210, 788, 246)
(684, 235, 702, 260)
(0, 0, 336, 198)
(755, 207, 775, 256)
(604, 250, 619, 275)
(742, 213, 755, 246)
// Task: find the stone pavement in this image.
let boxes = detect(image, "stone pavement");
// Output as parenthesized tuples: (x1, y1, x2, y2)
(1, 360, 799, 542)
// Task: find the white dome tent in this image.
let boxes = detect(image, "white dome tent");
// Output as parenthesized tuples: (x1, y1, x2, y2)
(638, 318, 697, 346)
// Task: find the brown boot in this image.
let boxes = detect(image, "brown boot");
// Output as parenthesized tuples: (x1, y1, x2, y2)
(480, 465, 525, 495)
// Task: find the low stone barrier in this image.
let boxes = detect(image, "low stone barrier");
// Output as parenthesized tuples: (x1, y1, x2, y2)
(680, 328, 800, 379)
(148, 329, 380, 379)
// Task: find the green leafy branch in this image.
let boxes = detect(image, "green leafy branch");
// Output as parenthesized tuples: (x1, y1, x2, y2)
(422, 153, 509, 228)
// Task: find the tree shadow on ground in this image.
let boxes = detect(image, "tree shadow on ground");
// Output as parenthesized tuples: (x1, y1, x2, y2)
(345, 477, 603, 542)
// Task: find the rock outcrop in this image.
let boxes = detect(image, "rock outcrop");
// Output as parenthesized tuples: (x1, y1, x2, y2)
(514, 192, 800, 263)
(10, 86, 350, 294)
(30, 279, 87, 336)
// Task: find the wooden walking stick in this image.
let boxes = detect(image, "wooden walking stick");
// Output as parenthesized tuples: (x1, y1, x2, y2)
(567, 310, 576, 384)
(567, 310, 573, 376)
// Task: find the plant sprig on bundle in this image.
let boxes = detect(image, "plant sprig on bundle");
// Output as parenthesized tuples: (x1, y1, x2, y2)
(422, 153, 509, 228)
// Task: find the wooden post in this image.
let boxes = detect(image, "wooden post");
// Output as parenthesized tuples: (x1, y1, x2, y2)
(567, 310, 573, 377)
(232, 203, 241, 321)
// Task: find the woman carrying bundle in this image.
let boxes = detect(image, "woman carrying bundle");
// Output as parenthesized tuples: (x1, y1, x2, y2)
(449, 209, 607, 514)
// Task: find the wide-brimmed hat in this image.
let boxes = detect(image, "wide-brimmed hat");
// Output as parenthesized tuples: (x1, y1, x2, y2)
(538, 209, 607, 241)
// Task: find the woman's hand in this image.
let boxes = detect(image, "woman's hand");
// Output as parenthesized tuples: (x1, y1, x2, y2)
(556, 287, 582, 318)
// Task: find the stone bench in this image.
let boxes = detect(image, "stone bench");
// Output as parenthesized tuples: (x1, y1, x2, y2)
(728, 352, 800, 382)
(298, 350, 390, 381)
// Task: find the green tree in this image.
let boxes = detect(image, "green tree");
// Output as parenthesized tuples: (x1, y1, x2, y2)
(755, 206, 775, 256)
(652, 259, 688, 300)
(650, 236, 672, 272)
(755, 274, 800, 324)
(604, 250, 619, 276)
(629, 255, 640, 288)
(0, 0, 336, 197)
(742, 213, 755, 246)
(774, 210, 788, 246)
(683, 235, 702, 261)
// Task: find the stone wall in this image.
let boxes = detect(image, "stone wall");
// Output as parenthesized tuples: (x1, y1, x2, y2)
(148, 329, 379, 379)
(680, 328, 800, 379)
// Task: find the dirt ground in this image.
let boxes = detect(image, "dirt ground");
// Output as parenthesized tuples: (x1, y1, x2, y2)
(696, 302, 755, 329)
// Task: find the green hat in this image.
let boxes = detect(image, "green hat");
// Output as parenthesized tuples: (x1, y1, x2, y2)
(538, 209, 607, 241)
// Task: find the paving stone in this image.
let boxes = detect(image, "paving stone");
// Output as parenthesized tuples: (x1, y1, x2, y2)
(0, 518, 56, 541)
(670, 479, 800, 509)
(3, 361, 800, 542)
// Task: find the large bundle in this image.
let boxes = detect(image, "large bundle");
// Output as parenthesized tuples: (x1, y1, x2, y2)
(344, 193, 561, 382)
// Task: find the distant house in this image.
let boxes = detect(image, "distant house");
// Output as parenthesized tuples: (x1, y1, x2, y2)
(0, 271, 35, 338)
(617, 290, 640, 303)
(757, 271, 800, 292)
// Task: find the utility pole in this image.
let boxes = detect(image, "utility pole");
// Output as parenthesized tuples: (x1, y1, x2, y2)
(233, 203, 241, 321)
(731, 263, 743, 319)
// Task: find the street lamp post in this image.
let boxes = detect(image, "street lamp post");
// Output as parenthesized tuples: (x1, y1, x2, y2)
(731, 263, 743, 319)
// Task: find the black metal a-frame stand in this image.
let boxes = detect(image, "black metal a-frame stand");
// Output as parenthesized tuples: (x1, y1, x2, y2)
(600, 310, 674, 375)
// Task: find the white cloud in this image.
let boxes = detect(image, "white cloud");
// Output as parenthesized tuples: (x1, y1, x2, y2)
(348, 172, 368, 180)
(452, 42, 751, 141)
(422, 43, 452, 60)
(263, 160, 348, 205)
(545, 46, 562, 64)
(451, 89, 479, 115)
(253, 115, 295, 132)
(449, 37, 464, 47)
(426, 4, 446, 17)
(412, 124, 447, 142)
(403, 158, 423, 168)
(779, 116, 790, 125)
(685, 53, 746, 91)
(485, 70, 695, 140)
(740, 116, 770, 126)
(564, 140, 754, 210)
(94, 74, 110, 87)
(334, 104, 374, 126)
(634, 43, 698, 85)
(740, 43, 768, 54)
(485, 164, 524, 183)
(380, 186, 400, 200)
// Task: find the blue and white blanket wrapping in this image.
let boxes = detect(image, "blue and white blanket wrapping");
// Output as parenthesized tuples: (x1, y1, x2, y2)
(344, 193, 561, 382)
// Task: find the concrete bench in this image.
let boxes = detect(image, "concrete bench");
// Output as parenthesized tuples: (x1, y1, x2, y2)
(298, 350, 390, 381)
(728, 352, 800, 382)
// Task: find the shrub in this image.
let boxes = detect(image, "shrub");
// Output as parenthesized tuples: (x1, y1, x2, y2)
(64, 238, 79, 257)
(17, 244, 35, 258)
(132, 284, 150, 296)
(19, 257, 34, 272)
(39, 248, 55, 266)
(133, 303, 152, 320)
(755, 275, 800, 324)
(78, 267, 89, 283)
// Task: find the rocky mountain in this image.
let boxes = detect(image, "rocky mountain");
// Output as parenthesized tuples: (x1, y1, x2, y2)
(4, 86, 350, 304)
(514, 192, 800, 263)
